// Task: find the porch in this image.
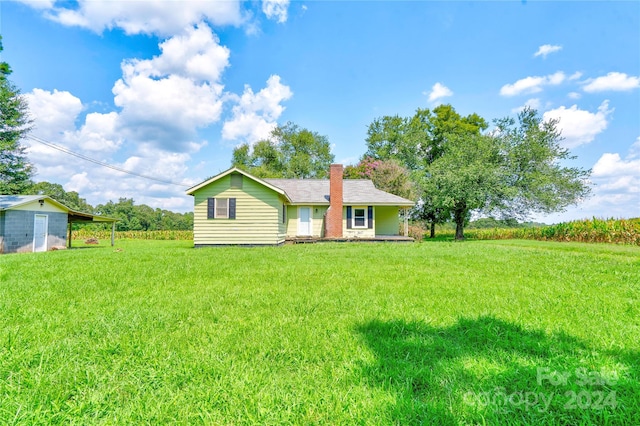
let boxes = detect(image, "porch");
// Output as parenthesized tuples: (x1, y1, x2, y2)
(285, 235, 414, 244)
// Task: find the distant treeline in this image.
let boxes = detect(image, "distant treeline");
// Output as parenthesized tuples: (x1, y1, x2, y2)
(30, 182, 193, 231)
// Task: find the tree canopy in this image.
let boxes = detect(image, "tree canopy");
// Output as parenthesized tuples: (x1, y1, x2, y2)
(232, 122, 334, 178)
(0, 35, 34, 194)
(364, 105, 487, 236)
(424, 108, 591, 240)
(344, 157, 415, 200)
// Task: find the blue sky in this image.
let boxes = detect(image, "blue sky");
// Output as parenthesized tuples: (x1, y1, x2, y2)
(1, 1, 638, 221)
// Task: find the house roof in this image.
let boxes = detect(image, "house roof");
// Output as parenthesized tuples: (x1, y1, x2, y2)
(264, 178, 414, 206)
(185, 166, 414, 206)
(185, 167, 292, 201)
(0, 195, 118, 223)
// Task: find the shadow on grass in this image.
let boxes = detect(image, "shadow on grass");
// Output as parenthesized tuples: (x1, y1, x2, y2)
(357, 316, 639, 425)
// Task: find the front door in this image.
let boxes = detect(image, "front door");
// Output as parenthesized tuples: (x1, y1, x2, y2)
(33, 214, 48, 252)
(298, 207, 312, 236)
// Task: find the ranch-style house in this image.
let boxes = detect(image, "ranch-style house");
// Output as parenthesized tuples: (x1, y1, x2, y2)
(186, 164, 415, 246)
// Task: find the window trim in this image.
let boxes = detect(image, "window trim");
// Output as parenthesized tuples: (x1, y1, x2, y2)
(353, 207, 367, 228)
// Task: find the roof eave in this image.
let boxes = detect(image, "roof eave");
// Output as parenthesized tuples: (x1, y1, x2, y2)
(186, 167, 292, 202)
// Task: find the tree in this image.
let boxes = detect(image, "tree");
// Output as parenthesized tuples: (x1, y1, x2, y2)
(30, 181, 94, 213)
(232, 122, 334, 178)
(0, 36, 34, 194)
(364, 105, 487, 237)
(425, 108, 591, 240)
(344, 157, 415, 200)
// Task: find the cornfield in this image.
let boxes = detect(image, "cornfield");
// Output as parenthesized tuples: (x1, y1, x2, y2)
(72, 229, 193, 241)
(413, 217, 640, 246)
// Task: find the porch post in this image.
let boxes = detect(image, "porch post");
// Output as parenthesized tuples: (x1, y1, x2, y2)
(68, 222, 72, 248)
(111, 222, 115, 247)
(404, 208, 409, 236)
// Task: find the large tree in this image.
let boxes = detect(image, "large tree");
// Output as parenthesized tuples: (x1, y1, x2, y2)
(0, 36, 34, 194)
(232, 122, 334, 178)
(425, 108, 591, 240)
(365, 105, 487, 237)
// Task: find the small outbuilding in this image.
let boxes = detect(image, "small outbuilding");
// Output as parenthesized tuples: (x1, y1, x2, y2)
(0, 195, 117, 254)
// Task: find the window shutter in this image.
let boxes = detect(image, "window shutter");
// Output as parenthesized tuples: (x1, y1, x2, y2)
(346, 206, 352, 229)
(367, 206, 373, 229)
(207, 198, 215, 219)
(229, 198, 236, 219)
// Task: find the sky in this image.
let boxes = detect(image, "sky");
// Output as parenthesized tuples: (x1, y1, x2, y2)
(1, 0, 638, 222)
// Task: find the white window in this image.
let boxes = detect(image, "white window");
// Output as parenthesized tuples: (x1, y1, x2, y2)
(216, 198, 229, 218)
(353, 208, 366, 228)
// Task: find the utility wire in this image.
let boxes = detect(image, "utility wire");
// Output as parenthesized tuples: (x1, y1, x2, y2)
(27, 135, 191, 188)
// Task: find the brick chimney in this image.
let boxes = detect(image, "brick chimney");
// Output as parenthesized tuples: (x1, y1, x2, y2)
(325, 164, 343, 238)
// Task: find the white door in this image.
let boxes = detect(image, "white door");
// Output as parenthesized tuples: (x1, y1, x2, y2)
(33, 214, 48, 252)
(298, 207, 312, 236)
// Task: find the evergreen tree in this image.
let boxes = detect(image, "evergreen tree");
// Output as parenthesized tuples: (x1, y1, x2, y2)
(0, 35, 34, 194)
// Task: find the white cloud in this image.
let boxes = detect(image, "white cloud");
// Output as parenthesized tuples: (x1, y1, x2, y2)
(567, 92, 581, 100)
(586, 140, 640, 217)
(425, 82, 453, 103)
(593, 153, 640, 178)
(500, 72, 566, 96)
(568, 72, 583, 81)
(113, 24, 229, 151)
(583, 72, 640, 93)
(222, 75, 293, 143)
(511, 98, 541, 113)
(534, 44, 562, 58)
(24, 89, 83, 140)
(629, 137, 640, 159)
(535, 139, 640, 223)
(262, 0, 290, 23)
(543, 100, 613, 148)
(21, 0, 244, 36)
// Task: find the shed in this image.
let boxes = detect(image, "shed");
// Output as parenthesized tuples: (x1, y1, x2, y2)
(0, 195, 117, 254)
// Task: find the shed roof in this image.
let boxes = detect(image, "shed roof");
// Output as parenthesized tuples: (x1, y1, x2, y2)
(0, 195, 117, 223)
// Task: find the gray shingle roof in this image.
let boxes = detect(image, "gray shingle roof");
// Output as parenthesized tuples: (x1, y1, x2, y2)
(263, 179, 414, 206)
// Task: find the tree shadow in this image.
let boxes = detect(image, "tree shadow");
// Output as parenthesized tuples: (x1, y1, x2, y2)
(356, 316, 639, 425)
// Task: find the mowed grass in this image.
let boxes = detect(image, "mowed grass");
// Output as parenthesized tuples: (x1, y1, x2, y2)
(0, 240, 638, 425)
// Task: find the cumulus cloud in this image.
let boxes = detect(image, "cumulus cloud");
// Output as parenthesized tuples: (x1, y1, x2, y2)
(582, 72, 640, 93)
(511, 98, 541, 113)
(500, 72, 566, 96)
(113, 24, 229, 151)
(425, 82, 453, 103)
(543, 100, 613, 148)
(262, 0, 290, 23)
(18, 0, 244, 36)
(534, 44, 562, 58)
(587, 139, 640, 216)
(535, 138, 640, 223)
(24, 89, 83, 140)
(222, 75, 293, 143)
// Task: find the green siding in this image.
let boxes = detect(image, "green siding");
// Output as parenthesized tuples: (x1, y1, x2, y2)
(192, 174, 283, 245)
(343, 206, 375, 238)
(375, 206, 401, 235)
(285, 206, 327, 237)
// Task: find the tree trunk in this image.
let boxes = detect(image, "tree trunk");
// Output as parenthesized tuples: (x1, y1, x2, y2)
(430, 221, 436, 238)
(454, 207, 466, 241)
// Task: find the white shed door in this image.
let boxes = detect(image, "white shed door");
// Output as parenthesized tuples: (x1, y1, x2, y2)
(298, 207, 312, 236)
(33, 214, 48, 252)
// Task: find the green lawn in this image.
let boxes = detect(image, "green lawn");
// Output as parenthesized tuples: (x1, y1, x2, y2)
(1, 240, 638, 425)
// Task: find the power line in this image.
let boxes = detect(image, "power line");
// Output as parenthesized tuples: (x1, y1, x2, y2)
(27, 135, 191, 188)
